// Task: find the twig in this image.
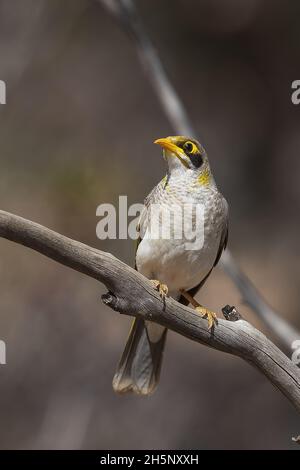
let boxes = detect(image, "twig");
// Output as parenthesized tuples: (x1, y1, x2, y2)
(98, 0, 300, 351)
(0, 209, 300, 412)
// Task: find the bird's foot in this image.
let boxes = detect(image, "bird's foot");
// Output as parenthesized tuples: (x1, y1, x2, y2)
(151, 279, 169, 299)
(195, 306, 218, 330)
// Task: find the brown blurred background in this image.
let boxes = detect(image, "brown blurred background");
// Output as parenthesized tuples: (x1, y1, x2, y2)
(0, 0, 299, 450)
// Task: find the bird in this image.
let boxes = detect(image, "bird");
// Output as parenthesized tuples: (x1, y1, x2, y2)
(113, 136, 228, 395)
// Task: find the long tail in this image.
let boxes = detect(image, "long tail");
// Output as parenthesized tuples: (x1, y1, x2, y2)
(113, 318, 167, 395)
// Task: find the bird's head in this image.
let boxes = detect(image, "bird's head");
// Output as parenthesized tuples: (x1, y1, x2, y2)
(154, 136, 213, 186)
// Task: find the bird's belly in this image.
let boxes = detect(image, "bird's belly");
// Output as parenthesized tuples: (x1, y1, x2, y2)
(136, 235, 218, 295)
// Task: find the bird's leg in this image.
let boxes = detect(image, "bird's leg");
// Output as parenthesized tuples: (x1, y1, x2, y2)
(151, 279, 169, 299)
(180, 289, 218, 329)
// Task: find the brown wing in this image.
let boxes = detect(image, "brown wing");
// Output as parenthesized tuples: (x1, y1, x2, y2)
(213, 223, 229, 268)
(134, 204, 148, 270)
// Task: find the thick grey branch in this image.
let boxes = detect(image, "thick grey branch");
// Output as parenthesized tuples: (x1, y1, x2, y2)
(98, 0, 300, 351)
(0, 209, 300, 413)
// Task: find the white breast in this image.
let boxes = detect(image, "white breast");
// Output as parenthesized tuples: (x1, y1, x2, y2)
(135, 183, 227, 297)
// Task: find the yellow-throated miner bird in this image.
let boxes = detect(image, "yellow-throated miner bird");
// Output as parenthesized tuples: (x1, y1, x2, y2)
(113, 136, 228, 395)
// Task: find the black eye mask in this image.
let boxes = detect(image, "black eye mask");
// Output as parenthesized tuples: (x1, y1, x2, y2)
(187, 152, 203, 169)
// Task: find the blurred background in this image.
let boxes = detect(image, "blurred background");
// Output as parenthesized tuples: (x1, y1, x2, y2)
(0, 0, 299, 450)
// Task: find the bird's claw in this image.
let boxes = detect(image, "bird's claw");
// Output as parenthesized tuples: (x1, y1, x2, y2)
(151, 279, 169, 299)
(195, 306, 218, 330)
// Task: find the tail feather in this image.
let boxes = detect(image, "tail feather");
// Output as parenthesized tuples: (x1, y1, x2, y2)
(113, 318, 167, 395)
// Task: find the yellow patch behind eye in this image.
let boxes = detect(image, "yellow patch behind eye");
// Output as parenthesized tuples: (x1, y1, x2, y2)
(198, 169, 211, 186)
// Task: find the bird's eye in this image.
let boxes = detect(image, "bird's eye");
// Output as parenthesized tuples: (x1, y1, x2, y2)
(183, 141, 197, 153)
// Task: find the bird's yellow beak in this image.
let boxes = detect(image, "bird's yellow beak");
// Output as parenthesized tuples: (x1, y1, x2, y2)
(154, 137, 181, 155)
(154, 136, 189, 168)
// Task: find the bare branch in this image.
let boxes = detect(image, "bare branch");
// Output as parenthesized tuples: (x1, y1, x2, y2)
(0, 209, 300, 412)
(221, 251, 300, 347)
(98, 0, 300, 350)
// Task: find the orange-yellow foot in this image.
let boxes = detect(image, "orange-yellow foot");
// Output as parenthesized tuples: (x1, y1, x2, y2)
(195, 306, 218, 330)
(151, 279, 169, 299)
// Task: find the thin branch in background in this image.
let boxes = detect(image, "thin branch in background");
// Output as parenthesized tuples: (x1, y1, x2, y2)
(0, 209, 300, 413)
(97, 0, 300, 351)
(222, 251, 300, 346)
(98, 0, 194, 136)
